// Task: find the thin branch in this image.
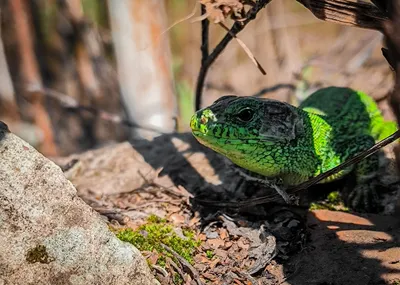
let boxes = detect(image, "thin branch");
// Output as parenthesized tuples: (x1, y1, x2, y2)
(195, 130, 400, 208)
(195, 4, 209, 111)
(161, 244, 203, 285)
(252, 83, 296, 97)
(219, 22, 266, 75)
(195, 0, 272, 110)
(200, 4, 209, 62)
(27, 86, 170, 134)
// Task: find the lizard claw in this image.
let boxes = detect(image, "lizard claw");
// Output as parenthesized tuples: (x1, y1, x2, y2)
(347, 182, 381, 212)
(271, 184, 299, 205)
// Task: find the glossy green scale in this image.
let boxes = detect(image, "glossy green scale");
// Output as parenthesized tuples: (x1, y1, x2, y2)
(190, 87, 398, 211)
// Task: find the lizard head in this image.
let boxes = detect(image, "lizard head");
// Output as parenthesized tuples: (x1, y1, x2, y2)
(190, 95, 305, 176)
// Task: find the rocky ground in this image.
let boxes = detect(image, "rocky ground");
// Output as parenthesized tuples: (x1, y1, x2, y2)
(52, 132, 400, 285)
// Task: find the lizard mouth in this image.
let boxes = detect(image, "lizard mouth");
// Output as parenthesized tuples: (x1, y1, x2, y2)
(192, 130, 260, 145)
(191, 113, 263, 144)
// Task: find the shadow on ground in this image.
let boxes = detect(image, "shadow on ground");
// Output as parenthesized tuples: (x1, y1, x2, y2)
(131, 133, 400, 285)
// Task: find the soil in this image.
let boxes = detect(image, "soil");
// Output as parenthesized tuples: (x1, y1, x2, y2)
(53, 133, 400, 285)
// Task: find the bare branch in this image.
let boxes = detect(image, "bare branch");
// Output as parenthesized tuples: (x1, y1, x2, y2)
(195, 0, 272, 110)
(195, 130, 400, 208)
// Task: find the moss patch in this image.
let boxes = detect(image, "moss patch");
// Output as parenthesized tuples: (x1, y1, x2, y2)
(116, 215, 200, 267)
(26, 245, 54, 264)
(309, 191, 349, 212)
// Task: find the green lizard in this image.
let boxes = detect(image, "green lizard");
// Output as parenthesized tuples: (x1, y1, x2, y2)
(190, 87, 398, 212)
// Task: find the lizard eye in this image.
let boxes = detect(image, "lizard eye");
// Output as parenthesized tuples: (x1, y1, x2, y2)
(237, 108, 254, 122)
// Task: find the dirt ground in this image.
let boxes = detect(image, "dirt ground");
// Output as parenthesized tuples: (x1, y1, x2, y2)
(53, 133, 400, 285)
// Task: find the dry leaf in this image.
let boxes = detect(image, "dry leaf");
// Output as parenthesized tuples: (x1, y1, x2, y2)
(199, 0, 245, 24)
(207, 238, 226, 249)
(170, 213, 185, 224)
(219, 228, 229, 240)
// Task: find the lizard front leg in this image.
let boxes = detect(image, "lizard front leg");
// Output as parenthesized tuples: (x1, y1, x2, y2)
(228, 161, 296, 204)
(342, 135, 381, 212)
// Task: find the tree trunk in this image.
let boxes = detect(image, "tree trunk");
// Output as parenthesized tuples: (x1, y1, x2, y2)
(9, 0, 58, 156)
(108, 0, 177, 138)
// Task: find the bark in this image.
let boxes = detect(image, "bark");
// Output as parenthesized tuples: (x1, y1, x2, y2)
(0, 22, 18, 120)
(108, 0, 177, 138)
(296, 0, 387, 30)
(9, 0, 57, 156)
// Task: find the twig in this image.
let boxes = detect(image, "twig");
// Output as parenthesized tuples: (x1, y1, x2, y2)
(166, 257, 187, 283)
(200, 4, 209, 62)
(252, 83, 296, 97)
(151, 264, 169, 277)
(195, 130, 400, 208)
(195, 0, 272, 110)
(136, 170, 189, 199)
(161, 244, 203, 285)
(27, 85, 170, 134)
(219, 22, 266, 75)
(195, 3, 210, 111)
(291, 131, 400, 190)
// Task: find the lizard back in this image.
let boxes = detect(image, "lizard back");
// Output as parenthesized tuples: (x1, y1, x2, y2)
(299, 86, 396, 142)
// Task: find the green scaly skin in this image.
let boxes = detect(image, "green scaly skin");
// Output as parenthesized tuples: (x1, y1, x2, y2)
(190, 87, 397, 212)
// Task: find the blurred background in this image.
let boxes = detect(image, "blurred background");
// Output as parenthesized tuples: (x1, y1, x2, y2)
(0, 0, 393, 157)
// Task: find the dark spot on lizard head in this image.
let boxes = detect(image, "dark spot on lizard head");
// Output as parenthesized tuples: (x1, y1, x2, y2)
(190, 95, 306, 177)
(191, 95, 304, 143)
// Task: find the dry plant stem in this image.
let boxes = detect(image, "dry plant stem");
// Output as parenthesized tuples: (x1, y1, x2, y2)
(195, 130, 400, 208)
(166, 257, 187, 283)
(161, 244, 203, 285)
(30, 86, 168, 134)
(9, 0, 58, 156)
(296, 0, 387, 30)
(200, 4, 209, 61)
(219, 23, 266, 75)
(195, 0, 272, 110)
(252, 83, 296, 97)
(196, 4, 209, 111)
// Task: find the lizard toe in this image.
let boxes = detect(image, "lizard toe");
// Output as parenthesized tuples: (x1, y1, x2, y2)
(347, 182, 381, 213)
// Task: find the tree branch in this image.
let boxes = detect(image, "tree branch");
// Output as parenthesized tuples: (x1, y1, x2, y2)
(195, 0, 272, 110)
(195, 130, 400, 208)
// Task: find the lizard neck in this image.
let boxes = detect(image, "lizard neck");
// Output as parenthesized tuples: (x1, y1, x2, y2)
(274, 110, 330, 185)
(302, 110, 348, 180)
(229, 109, 332, 186)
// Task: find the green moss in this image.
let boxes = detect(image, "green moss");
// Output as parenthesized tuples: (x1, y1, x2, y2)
(309, 191, 349, 212)
(147, 214, 167, 224)
(206, 250, 214, 259)
(309, 202, 336, 211)
(173, 273, 184, 284)
(309, 201, 349, 212)
(26, 245, 54, 264)
(116, 215, 200, 267)
(327, 191, 341, 205)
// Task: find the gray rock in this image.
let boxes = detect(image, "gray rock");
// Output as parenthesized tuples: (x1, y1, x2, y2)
(0, 125, 155, 285)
